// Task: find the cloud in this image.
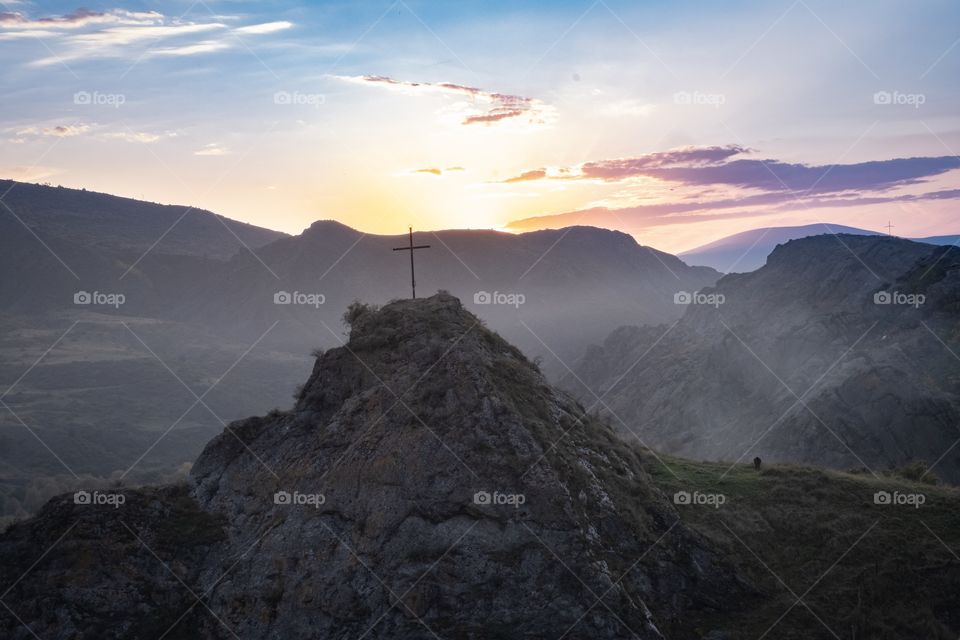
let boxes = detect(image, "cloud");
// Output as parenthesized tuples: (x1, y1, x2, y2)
(235, 21, 293, 35)
(501, 145, 749, 183)
(1, 8, 292, 66)
(0, 9, 162, 30)
(641, 156, 960, 194)
(16, 124, 90, 137)
(102, 130, 174, 144)
(501, 145, 960, 234)
(504, 169, 547, 183)
(412, 166, 466, 176)
(333, 75, 556, 127)
(149, 40, 230, 57)
(500, 146, 960, 197)
(11, 123, 176, 144)
(505, 173, 960, 233)
(194, 143, 228, 156)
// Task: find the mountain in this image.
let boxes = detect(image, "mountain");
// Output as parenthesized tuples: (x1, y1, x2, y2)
(0, 295, 741, 639)
(3, 294, 958, 639)
(0, 179, 286, 259)
(680, 223, 960, 273)
(0, 182, 719, 526)
(915, 234, 960, 246)
(679, 223, 879, 272)
(189, 221, 720, 368)
(569, 234, 960, 482)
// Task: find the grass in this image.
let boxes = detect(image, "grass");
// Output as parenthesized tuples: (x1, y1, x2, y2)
(642, 453, 960, 639)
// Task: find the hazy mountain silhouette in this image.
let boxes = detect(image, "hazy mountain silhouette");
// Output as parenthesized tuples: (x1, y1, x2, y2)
(189, 220, 720, 367)
(0, 182, 718, 525)
(680, 223, 959, 272)
(0, 180, 286, 259)
(571, 234, 960, 482)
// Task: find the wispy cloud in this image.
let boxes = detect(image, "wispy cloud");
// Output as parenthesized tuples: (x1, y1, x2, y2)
(333, 75, 556, 127)
(0, 8, 162, 30)
(501, 146, 960, 194)
(11, 122, 176, 144)
(412, 166, 466, 176)
(16, 123, 90, 137)
(235, 21, 293, 35)
(501, 145, 750, 183)
(0, 7, 292, 67)
(194, 143, 228, 156)
(503, 146, 960, 232)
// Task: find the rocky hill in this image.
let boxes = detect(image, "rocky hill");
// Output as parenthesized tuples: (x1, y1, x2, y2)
(0, 295, 740, 639)
(2, 293, 958, 639)
(569, 234, 960, 482)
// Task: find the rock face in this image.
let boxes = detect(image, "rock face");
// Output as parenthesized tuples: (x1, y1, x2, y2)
(0, 294, 742, 639)
(570, 235, 960, 481)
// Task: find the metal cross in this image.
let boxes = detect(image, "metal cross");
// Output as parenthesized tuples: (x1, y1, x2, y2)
(392, 227, 431, 299)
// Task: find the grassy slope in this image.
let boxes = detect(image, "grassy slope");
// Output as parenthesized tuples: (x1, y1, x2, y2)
(643, 453, 960, 639)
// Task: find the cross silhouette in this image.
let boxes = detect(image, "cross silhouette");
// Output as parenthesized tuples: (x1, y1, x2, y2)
(886, 221, 895, 236)
(392, 227, 431, 299)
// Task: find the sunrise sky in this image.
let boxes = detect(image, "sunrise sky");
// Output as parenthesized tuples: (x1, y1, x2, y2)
(2, 0, 959, 253)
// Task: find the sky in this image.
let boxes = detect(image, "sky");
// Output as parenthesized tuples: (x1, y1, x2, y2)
(1, 0, 958, 253)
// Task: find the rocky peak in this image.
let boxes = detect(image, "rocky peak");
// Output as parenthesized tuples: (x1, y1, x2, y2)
(2, 293, 742, 639)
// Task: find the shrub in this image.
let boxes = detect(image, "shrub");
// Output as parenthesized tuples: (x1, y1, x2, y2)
(892, 459, 938, 485)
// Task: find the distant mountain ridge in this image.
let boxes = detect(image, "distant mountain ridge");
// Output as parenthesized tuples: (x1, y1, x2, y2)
(680, 222, 959, 272)
(570, 234, 960, 482)
(0, 179, 286, 259)
(0, 181, 719, 524)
